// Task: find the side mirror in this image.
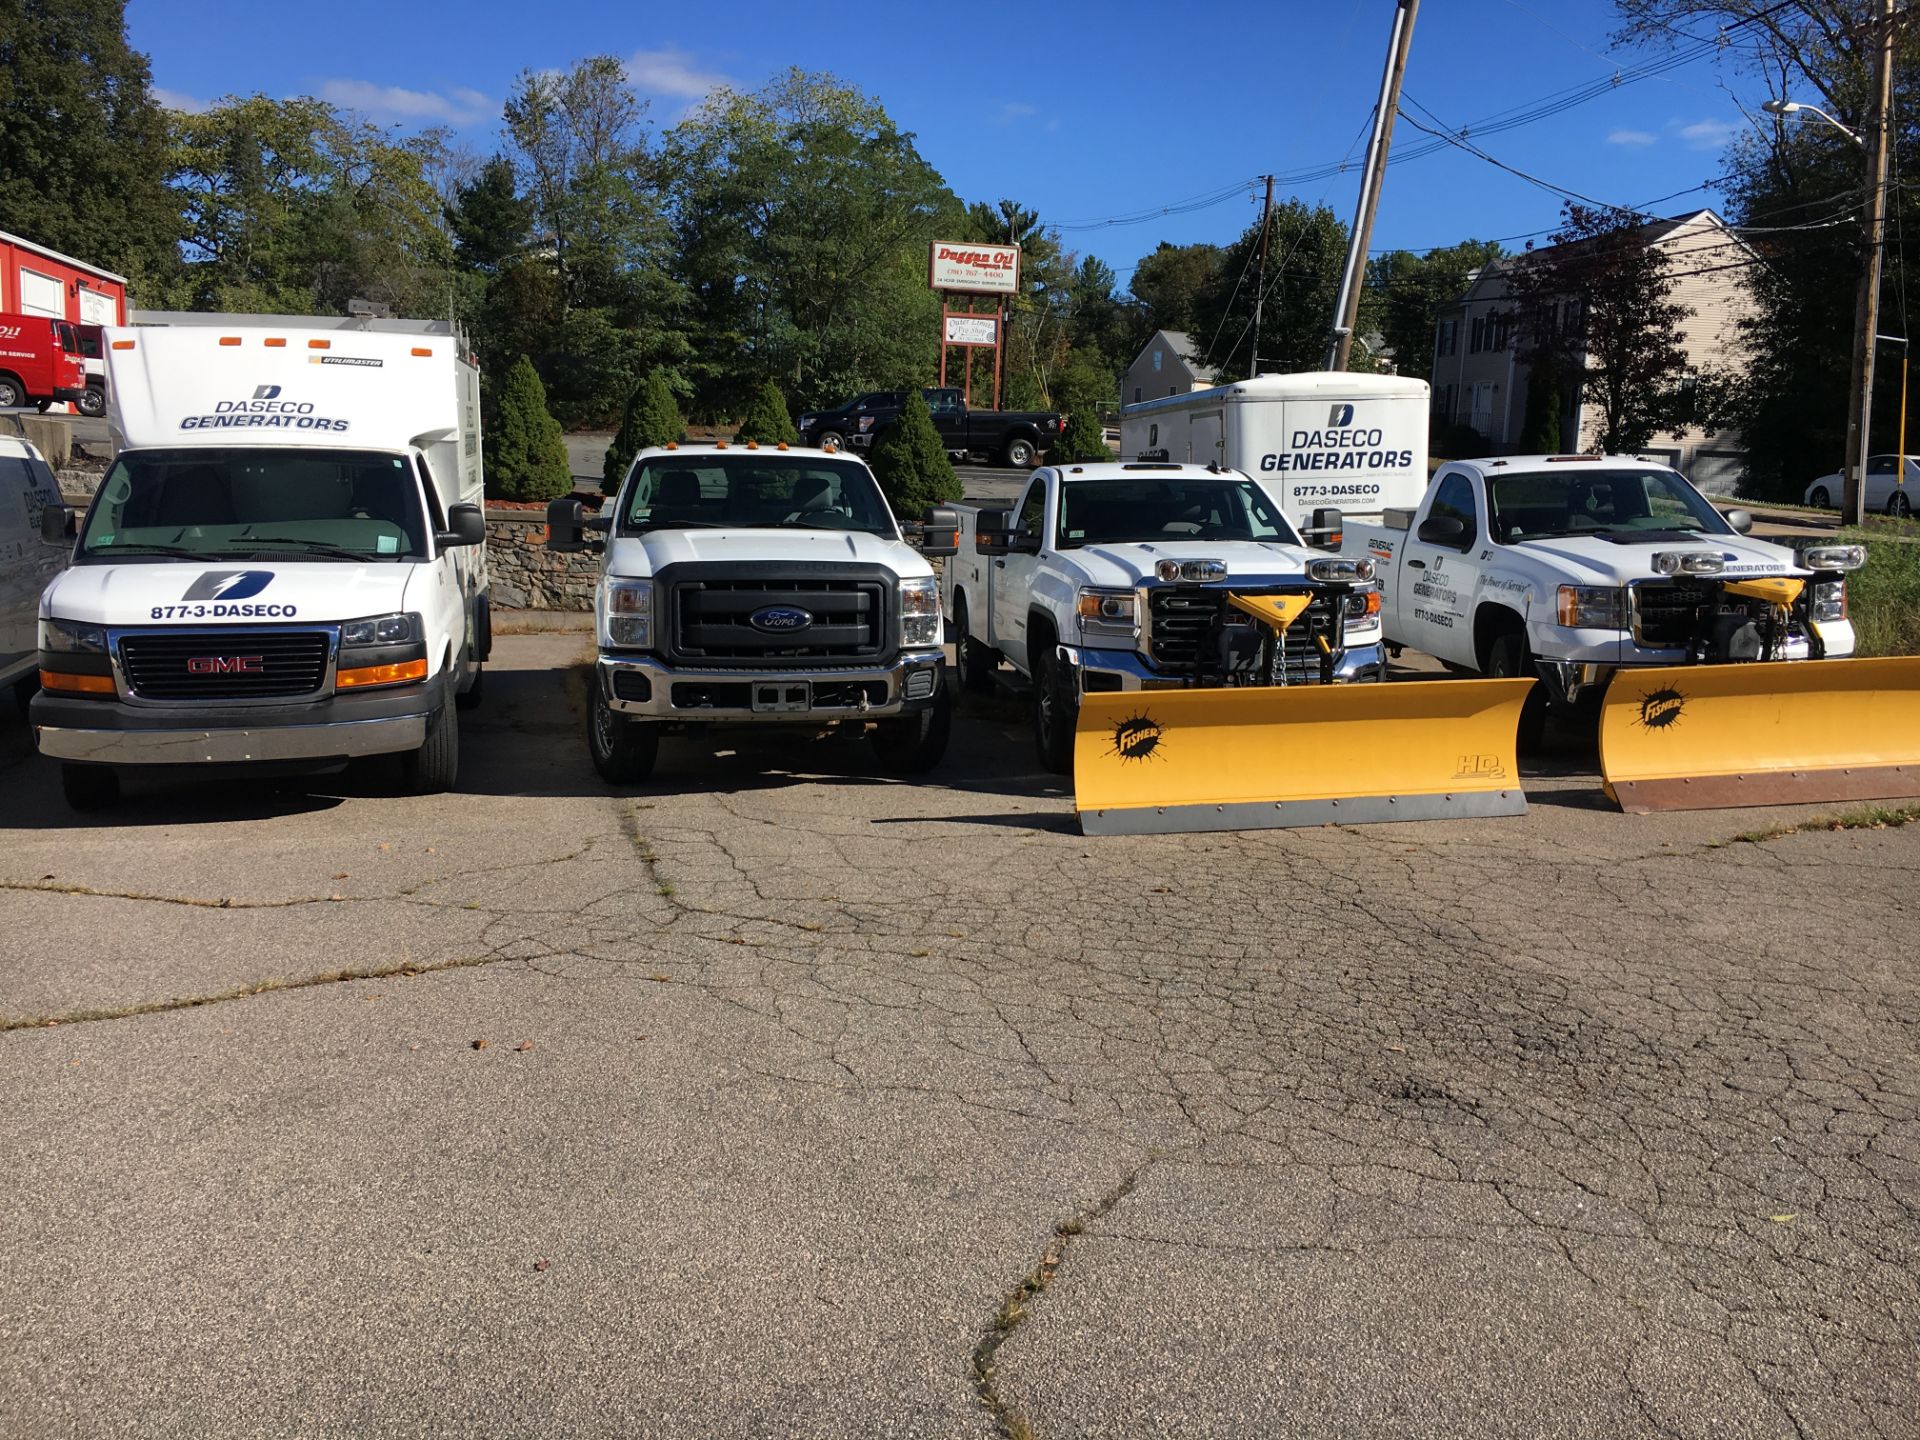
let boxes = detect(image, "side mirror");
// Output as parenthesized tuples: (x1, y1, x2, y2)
(1417, 514, 1467, 547)
(437, 502, 486, 549)
(546, 497, 587, 551)
(1305, 505, 1344, 551)
(1725, 508, 1753, 535)
(1006, 526, 1042, 555)
(974, 507, 1014, 555)
(41, 502, 73, 544)
(918, 506, 960, 557)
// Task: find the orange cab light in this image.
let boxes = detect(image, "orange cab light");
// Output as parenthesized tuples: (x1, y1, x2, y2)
(110, 339, 136, 350)
(411, 347, 432, 357)
(40, 670, 114, 696)
(264, 337, 286, 348)
(745, 440, 759, 449)
(308, 339, 331, 350)
(664, 441, 678, 449)
(777, 442, 788, 451)
(715, 440, 728, 449)
(219, 336, 242, 346)
(337, 658, 428, 690)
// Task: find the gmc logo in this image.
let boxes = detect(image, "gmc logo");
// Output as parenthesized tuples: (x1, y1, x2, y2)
(186, 656, 265, 674)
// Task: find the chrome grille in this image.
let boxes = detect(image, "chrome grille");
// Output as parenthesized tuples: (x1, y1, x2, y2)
(1147, 587, 1339, 683)
(119, 630, 331, 700)
(669, 576, 886, 666)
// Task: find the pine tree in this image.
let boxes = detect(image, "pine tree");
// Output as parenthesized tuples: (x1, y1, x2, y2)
(1054, 408, 1109, 464)
(1518, 362, 1562, 455)
(732, 378, 799, 444)
(488, 357, 572, 502)
(868, 391, 960, 516)
(604, 371, 684, 494)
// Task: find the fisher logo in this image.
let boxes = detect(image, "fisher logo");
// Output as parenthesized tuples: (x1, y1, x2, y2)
(1453, 754, 1508, 781)
(253, 385, 282, 400)
(1328, 403, 1355, 428)
(186, 655, 265, 675)
(1637, 687, 1686, 731)
(1105, 711, 1165, 764)
(183, 570, 274, 601)
(749, 605, 813, 633)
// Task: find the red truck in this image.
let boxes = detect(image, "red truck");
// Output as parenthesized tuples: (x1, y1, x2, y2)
(0, 312, 88, 412)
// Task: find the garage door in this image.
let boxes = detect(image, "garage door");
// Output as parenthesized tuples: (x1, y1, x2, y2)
(78, 288, 115, 326)
(18, 268, 63, 319)
(1690, 450, 1746, 497)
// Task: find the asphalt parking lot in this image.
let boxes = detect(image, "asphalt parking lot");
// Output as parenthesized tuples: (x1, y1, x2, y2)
(2, 632, 1917, 1439)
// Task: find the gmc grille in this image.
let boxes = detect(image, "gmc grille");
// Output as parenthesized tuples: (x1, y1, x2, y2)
(667, 571, 890, 667)
(1630, 580, 1801, 648)
(119, 631, 332, 700)
(1147, 587, 1340, 683)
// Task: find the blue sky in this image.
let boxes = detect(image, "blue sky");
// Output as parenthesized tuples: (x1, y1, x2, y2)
(131, 0, 1766, 286)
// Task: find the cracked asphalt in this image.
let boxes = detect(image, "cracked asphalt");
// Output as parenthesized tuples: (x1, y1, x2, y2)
(1, 631, 1915, 1439)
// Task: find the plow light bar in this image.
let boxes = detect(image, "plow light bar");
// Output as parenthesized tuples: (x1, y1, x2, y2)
(1156, 559, 1227, 582)
(1800, 544, 1867, 572)
(1651, 551, 1725, 576)
(1306, 557, 1375, 583)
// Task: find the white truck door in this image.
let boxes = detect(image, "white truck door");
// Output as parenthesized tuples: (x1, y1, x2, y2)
(990, 475, 1049, 670)
(1396, 470, 1483, 665)
(1189, 410, 1224, 467)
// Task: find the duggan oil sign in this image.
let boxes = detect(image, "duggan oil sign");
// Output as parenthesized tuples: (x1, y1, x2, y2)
(929, 242, 1021, 295)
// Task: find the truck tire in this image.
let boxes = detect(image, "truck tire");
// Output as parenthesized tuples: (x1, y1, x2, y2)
(870, 682, 953, 774)
(953, 594, 999, 694)
(588, 684, 658, 784)
(0, 375, 20, 408)
(1003, 436, 1036, 469)
(1032, 642, 1076, 775)
(818, 430, 846, 452)
(1486, 633, 1547, 752)
(61, 763, 120, 812)
(454, 663, 485, 711)
(399, 703, 460, 794)
(1890, 490, 1912, 518)
(78, 385, 106, 418)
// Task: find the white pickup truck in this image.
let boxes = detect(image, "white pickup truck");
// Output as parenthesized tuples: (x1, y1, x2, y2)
(942, 460, 1384, 772)
(1343, 454, 1863, 737)
(549, 442, 959, 782)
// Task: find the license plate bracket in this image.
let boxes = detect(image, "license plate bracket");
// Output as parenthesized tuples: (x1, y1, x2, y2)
(751, 682, 810, 713)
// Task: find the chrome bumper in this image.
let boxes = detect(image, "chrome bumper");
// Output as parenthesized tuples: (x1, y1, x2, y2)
(598, 651, 944, 721)
(1061, 641, 1388, 692)
(36, 713, 429, 765)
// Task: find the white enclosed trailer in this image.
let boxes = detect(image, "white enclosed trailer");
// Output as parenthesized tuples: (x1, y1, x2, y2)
(1120, 371, 1430, 530)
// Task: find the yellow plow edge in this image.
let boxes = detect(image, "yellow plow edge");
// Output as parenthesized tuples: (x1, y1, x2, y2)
(1075, 678, 1536, 836)
(1600, 657, 1920, 813)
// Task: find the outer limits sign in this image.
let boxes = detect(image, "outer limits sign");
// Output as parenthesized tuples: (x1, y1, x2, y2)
(943, 314, 998, 347)
(929, 242, 1020, 295)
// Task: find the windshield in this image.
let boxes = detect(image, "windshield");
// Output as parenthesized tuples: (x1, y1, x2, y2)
(1484, 468, 1730, 543)
(77, 448, 431, 562)
(619, 455, 896, 536)
(1057, 477, 1301, 547)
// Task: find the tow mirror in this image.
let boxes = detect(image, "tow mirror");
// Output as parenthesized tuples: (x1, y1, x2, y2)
(41, 502, 74, 545)
(1725, 507, 1754, 535)
(1417, 514, 1467, 547)
(918, 506, 960, 557)
(974, 507, 1014, 555)
(1006, 526, 1041, 555)
(1306, 505, 1344, 551)
(546, 497, 588, 551)
(437, 502, 486, 549)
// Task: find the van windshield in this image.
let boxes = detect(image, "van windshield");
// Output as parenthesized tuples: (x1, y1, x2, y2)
(76, 448, 431, 562)
(1484, 468, 1731, 543)
(1057, 477, 1301, 547)
(619, 455, 896, 536)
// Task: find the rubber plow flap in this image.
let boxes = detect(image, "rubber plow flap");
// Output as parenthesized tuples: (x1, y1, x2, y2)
(1600, 657, 1920, 813)
(1075, 678, 1536, 836)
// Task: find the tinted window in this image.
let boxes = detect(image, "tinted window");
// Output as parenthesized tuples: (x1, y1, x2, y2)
(1484, 467, 1729, 542)
(1428, 474, 1478, 548)
(1869, 455, 1896, 475)
(1017, 478, 1047, 536)
(1056, 477, 1299, 547)
(620, 455, 894, 536)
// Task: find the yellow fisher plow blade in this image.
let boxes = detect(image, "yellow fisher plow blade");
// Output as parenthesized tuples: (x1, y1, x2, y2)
(1075, 679, 1536, 836)
(1600, 657, 1920, 813)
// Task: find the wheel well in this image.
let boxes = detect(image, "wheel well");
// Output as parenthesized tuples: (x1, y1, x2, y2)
(0, 371, 23, 394)
(1472, 603, 1526, 672)
(1028, 606, 1058, 655)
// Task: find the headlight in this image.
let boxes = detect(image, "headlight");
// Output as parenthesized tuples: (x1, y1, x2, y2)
(340, 611, 422, 646)
(600, 578, 653, 649)
(1076, 587, 1138, 637)
(1556, 585, 1626, 629)
(1651, 551, 1725, 576)
(1155, 558, 1226, 582)
(1801, 544, 1866, 572)
(1812, 579, 1848, 622)
(899, 576, 941, 648)
(1307, 556, 1376, 583)
(1344, 590, 1383, 629)
(40, 617, 107, 653)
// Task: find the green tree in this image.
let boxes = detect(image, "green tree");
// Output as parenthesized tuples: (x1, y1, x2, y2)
(448, 155, 533, 275)
(1186, 202, 1350, 380)
(1051, 349, 1114, 462)
(1367, 239, 1505, 385)
(488, 356, 572, 502)
(604, 371, 684, 493)
(1517, 359, 1563, 454)
(0, 0, 178, 281)
(732, 378, 799, 443)
(1129, 242, 1225, 336)
(868, 391, 960, 515)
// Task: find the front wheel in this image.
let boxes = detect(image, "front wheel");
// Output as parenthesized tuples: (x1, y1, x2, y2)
(77, 386, 106, 419)
(818, 430, 846, 452)
(454, 664, 484, 711)
(870, 686, 953, 774)
(1003, 436, 1036, 469)
(398, 704, 459, 793)
(1889, 490, 1912, 518)
(588, 684, 658, 784)
(0, 376, 20, 408)
(1032, 643, 1077, 775)
(61, 763, 120, 812)
(1486, 633, 1547, 752)
(1809, 486, 1831, 509)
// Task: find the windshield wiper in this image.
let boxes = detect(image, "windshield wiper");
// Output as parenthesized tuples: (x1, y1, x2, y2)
(81, 543, 202, 559)
(631, 520, 727, 531)
(243, 537, 383, 561)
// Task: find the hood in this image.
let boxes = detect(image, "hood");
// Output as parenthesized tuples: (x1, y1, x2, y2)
(1510, 532, 1801, 585)
(1067, 538, 1320, 589)
(604, 527, 930, 580)
(42, 560, 421, 626)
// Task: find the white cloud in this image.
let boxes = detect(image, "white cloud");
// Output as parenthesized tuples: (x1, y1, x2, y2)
(316, 78, 495, 126)
(995, 101, 1038, 124)
(152, 86, 211, 114)
(623, 47, 733, 100)
(1607, 128, 1657, 147)
(1677, 118, 1741, 150)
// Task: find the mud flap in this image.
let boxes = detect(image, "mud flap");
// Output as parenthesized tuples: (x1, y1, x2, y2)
(1600, 657, 1920, 813)
(1075, 679, 1535, 836)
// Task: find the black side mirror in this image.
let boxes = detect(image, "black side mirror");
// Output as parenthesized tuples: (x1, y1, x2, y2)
(41, 502, 73, 544)
(918, 506, 960, 557)
(1305, 505, 1344, 551)
(974, 507, 1014, 555)
(1417, 514, 1468, 547)
(546, 497, 587, 551)
(437, 502, 486, 549)
(1725, 508, 1753, 535)
(1006, 527, 1041, 555)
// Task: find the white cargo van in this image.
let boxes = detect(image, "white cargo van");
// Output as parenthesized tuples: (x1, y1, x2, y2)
(31, 314, 489, 809)
(1120, 372, 1430, 533)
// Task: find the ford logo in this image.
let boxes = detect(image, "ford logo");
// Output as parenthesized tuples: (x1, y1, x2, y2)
(750, 605, 813, 633)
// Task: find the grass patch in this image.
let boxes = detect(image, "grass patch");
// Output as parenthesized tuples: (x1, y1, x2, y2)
(1839, 520, 1920, 656)
(1720, 803, 1920, 846)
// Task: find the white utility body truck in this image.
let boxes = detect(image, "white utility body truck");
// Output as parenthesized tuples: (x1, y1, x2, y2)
(1342, 455, 1864, 736)
(1120, 371, 1430, 536)
(32, 314, 489, 808)
(549, 442, 960, 782)
(941, 460, 1384, 772)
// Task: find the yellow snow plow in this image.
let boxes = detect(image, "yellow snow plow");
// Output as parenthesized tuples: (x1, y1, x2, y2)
(1075, 677, 1536, 835)
(1600, 657, 1920, 813)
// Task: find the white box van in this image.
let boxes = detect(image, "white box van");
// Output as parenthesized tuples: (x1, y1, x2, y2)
(1120, 371, 1430, 531)
(31, 314, 489, 808)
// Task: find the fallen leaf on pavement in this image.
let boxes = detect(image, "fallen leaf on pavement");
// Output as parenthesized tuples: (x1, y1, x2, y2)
(515, 1041, 533, 1052)
(471, 1039, 488, 1050)
(532, 1259, 550, 1272)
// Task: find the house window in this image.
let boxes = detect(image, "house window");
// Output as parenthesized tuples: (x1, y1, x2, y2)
(1152, 349, 1162, 372)
(1470, 316, 1485, 353)
(1167, 386, 1176, 397)
(1133, 386, 1141, 403)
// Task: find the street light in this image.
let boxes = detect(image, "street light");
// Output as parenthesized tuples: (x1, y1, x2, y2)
(1762, 97, 1866, 147)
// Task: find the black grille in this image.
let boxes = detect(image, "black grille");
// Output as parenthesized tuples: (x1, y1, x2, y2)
(1631, 580, 1711, 647)
(668, 572, 889, 666)
(1147, 587, 1340, 683)
(119, 631, 331, 700)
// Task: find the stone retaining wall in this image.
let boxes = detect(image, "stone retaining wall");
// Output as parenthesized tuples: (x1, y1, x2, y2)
(486, 511, 598, 611)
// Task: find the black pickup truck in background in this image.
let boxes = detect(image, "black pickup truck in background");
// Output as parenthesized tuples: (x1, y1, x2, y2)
(850, 387, 1061, 469)
(796, 392, 905, 453)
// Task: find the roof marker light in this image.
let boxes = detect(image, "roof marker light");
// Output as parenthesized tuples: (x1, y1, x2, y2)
(309, 339, 330, 350)
(110, 340, 135, 350)
(264, 337, 286, 348)
(411, 347, 432, 357)
(219, 336, 241, 346)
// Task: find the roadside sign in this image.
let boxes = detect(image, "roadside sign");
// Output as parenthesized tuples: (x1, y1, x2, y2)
(929, 242, 1020, 295)
(944, 314, 998, 347)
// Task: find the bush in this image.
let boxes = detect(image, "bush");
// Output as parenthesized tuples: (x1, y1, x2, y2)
(1052, 350, 1114, 463)
(1840, 522, 1920, 656)
(868, 390, 961, 516)
(1432, 422, 1488, 461)
(487, 356, 573, 503)
(732, 378, 799, 445)
(1054, 407, 1109, 463)
(604, 371, 684, 495)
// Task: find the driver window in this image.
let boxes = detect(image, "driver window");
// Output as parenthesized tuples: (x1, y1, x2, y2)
(1017, 478, 1046, 538)
(1429, 474, 1478, 548)
(1869, 455, 1896, 475)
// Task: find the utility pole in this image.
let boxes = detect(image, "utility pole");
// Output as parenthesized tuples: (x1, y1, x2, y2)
(1249, 175, 1275, 380)
(1324, 0, 1419, 373)
(1842, 0, 1896, 527)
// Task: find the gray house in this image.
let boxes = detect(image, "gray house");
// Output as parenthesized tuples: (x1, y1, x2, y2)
(1121, 330, 1219, 407)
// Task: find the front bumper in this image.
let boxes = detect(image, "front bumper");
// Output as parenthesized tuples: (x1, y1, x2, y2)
(31, 682, 436, 765)
(597, 650, 944, 721)
(1061, 640, 1388, 692)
